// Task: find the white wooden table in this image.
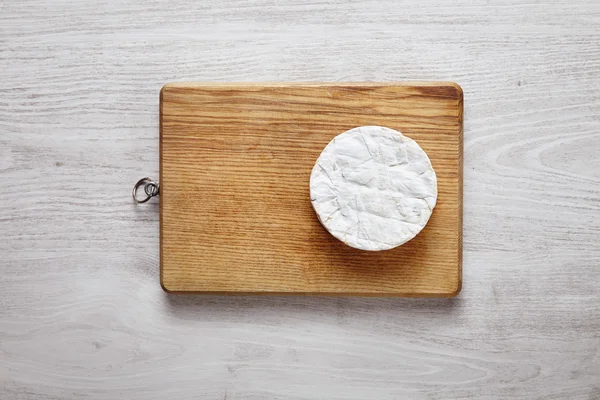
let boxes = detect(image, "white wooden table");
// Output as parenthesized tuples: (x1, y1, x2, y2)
(2, 1, 599, 398)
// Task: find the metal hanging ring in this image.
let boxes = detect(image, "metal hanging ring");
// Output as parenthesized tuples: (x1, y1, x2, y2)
(133, 177, 160, 203)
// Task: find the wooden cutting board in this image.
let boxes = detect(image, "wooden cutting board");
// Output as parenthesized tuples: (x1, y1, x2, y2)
(160, 82, 463, 296)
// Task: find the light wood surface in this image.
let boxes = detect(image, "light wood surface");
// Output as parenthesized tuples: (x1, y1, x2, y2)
(1, 0, 599, 398)
(160, 82, 463, 295)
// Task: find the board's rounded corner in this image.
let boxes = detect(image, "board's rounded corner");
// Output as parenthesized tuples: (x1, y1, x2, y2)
(447, 278, 462, 297)
(160, 275, 176, 294)
(446, 82, 463, 100)
(159, 83, 175, 102)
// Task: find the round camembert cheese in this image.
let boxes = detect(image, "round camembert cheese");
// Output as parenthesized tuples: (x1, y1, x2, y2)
(310, 126, 437, 251)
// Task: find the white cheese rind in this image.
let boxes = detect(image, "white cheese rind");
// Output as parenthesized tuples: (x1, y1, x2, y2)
(309, 126, 437, 251)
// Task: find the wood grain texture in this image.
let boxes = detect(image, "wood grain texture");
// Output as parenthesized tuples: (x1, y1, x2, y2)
(1, 0, 599, 398)
(160, 82, 462, 296)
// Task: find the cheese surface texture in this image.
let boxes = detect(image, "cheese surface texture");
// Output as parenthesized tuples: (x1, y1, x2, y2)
(310, 126, 437, 251)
